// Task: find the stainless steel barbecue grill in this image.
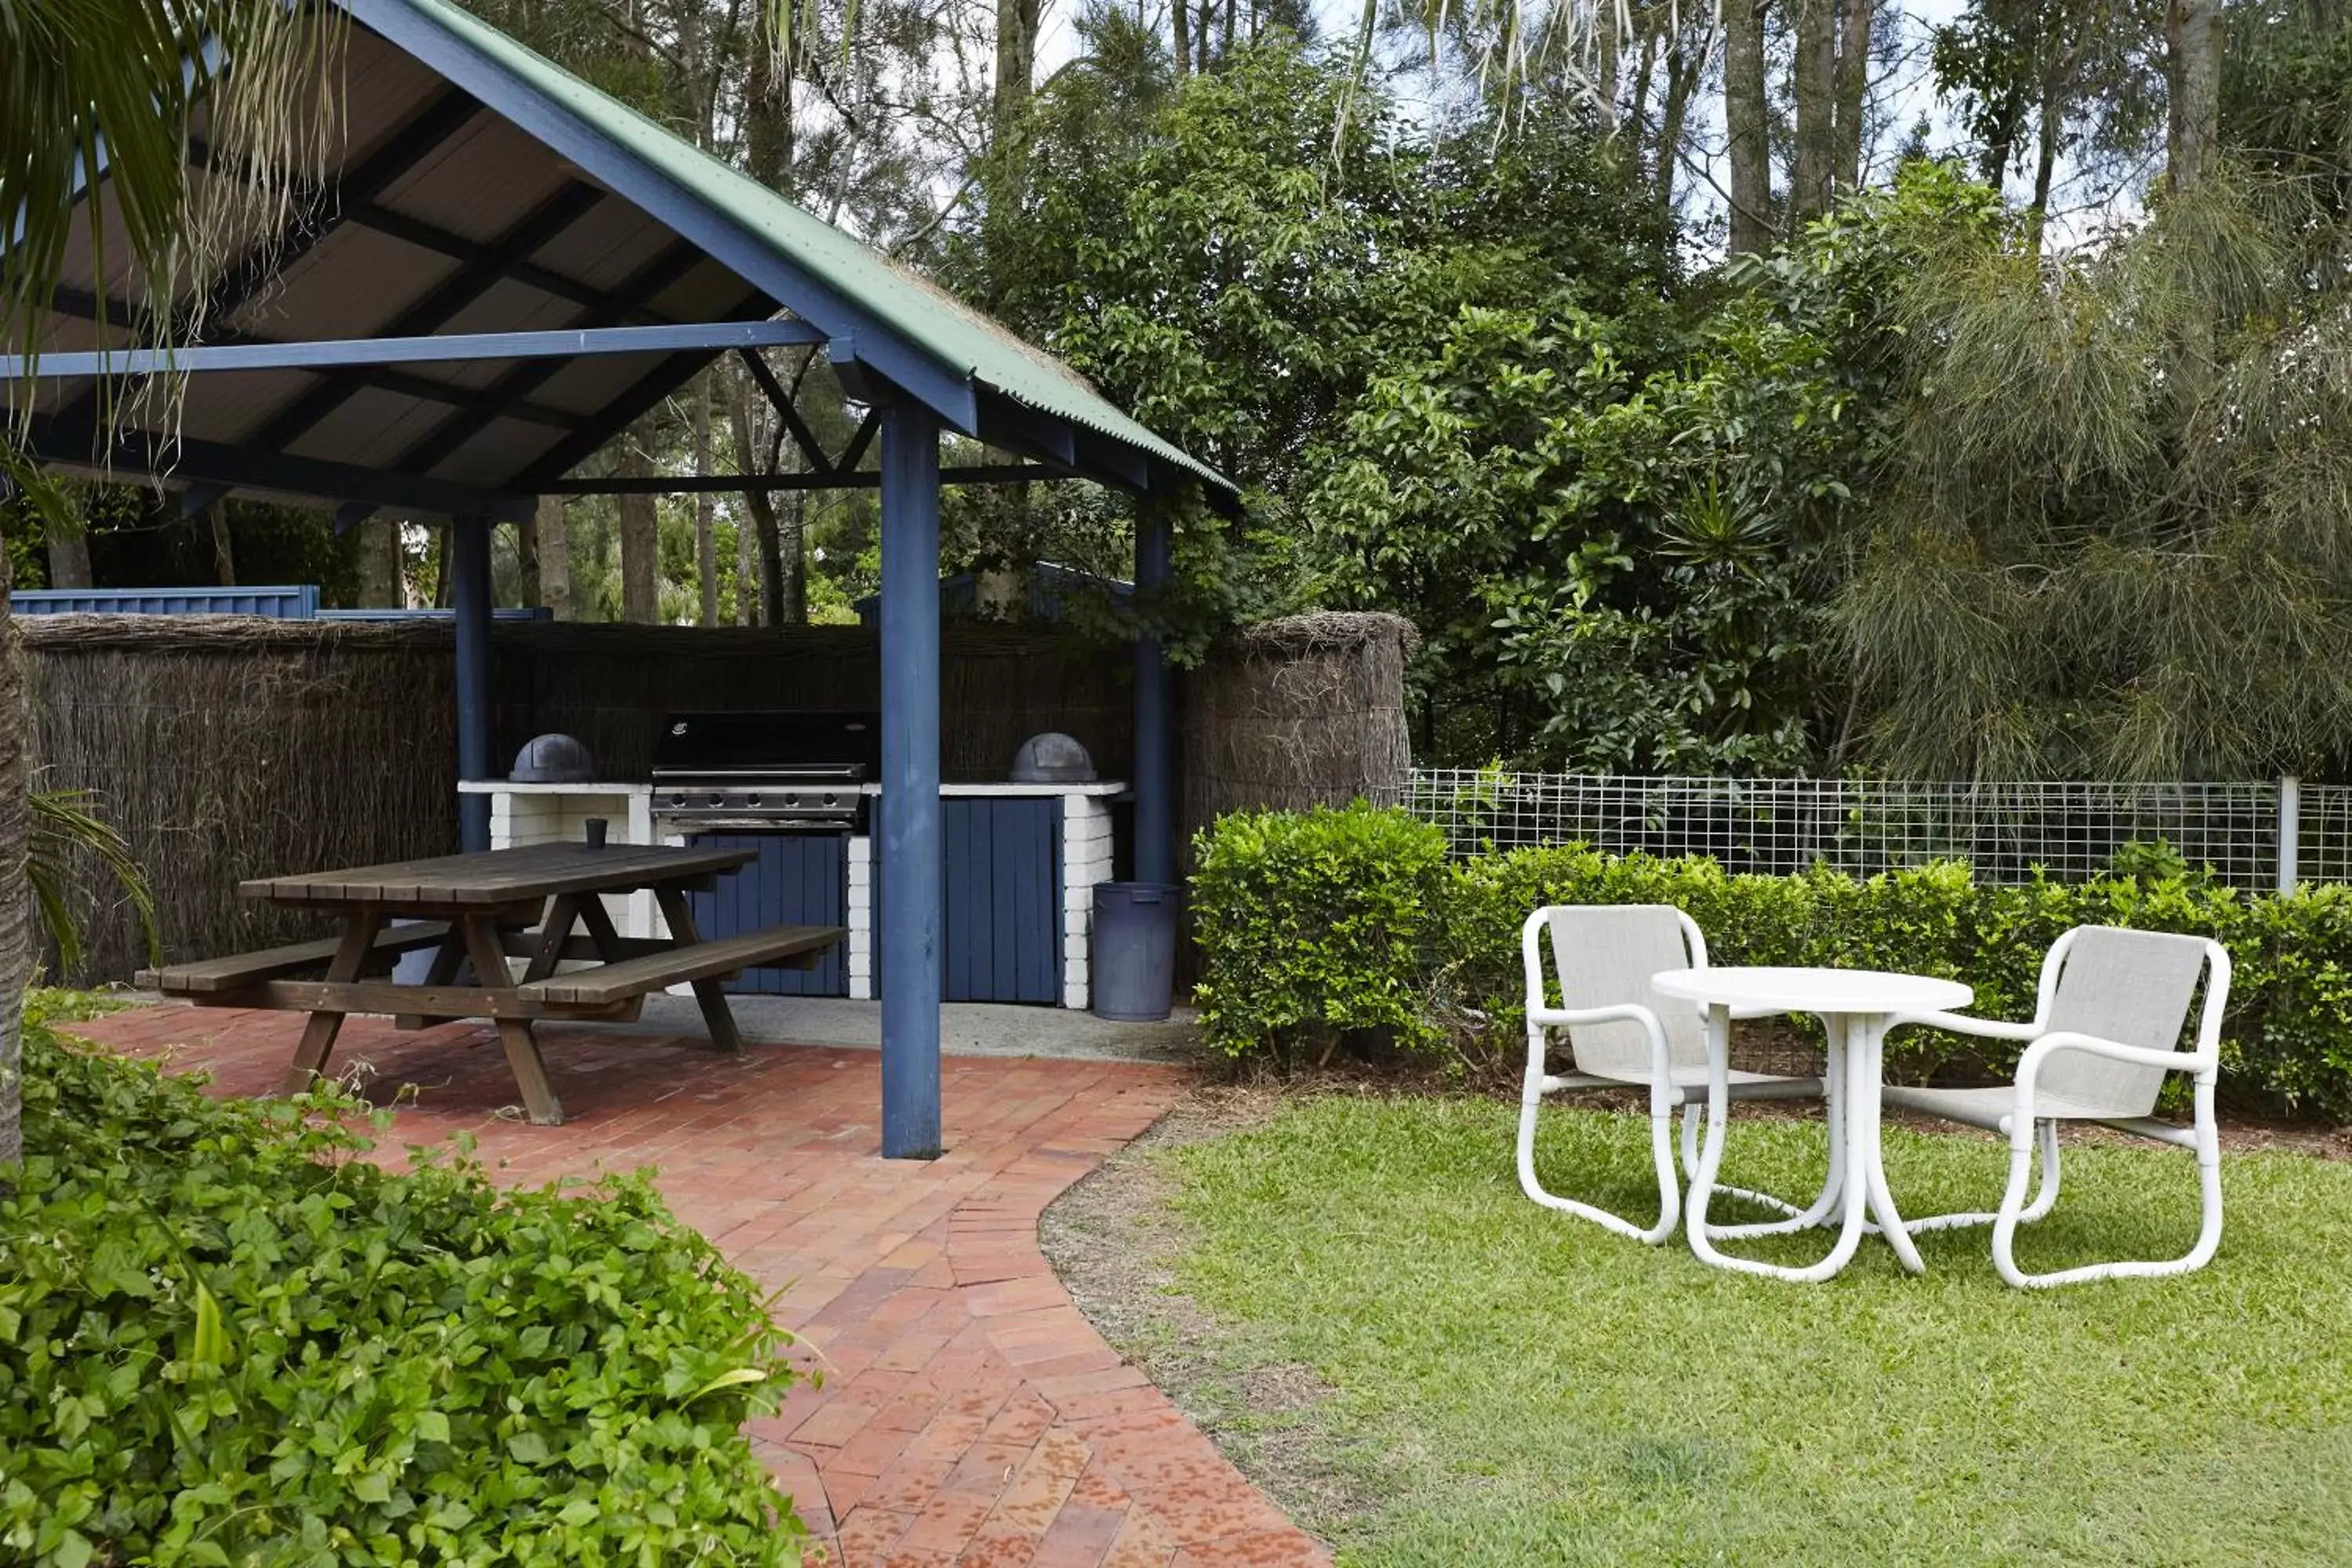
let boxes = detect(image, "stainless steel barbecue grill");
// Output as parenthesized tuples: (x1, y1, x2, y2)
(648, 710, 878, 833)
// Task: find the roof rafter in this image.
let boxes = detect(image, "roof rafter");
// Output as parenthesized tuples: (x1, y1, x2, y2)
(334, 239, 717, 528)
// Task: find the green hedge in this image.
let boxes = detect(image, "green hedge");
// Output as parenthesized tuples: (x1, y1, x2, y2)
(1191, 808, 2352, 1120)
(1, 996, 808, 1566)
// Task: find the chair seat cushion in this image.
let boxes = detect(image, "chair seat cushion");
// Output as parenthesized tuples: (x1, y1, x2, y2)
(1883, 1083, 2121, 1131)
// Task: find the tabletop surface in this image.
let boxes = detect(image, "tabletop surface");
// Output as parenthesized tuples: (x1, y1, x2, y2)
(240, 841, 757, 907)
(1652, 965, 1973, 1016)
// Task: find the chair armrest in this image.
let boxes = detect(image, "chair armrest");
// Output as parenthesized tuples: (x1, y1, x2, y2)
(2019, 1030, 2212, 1078)
(2005, 1031, 2212, 1147)
(1528, 1002, 1661, 1030)
(1886, 1010, 2040, 1042)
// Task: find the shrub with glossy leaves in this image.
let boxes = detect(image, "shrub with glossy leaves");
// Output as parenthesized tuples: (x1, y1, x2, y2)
(1195, 808, 2352, 1118)
(1191, 804, 1450, 1060)
(0, 996, 807, 1566)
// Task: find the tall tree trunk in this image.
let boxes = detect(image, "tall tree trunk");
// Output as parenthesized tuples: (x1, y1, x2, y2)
(209, 507, 237, 586)
(988, 0, 1043, 303)
(1596, 0, 1621, 134)
(728, 379, 786, 626)
(2165, 0, 2221, 194)
(1172, 0, 1190, 78)
(1724, 0, 1774, 254)
(431, 524, 452, 608)
(1791, 0, 1838, 222)
(2027, 71, 2064, 247)
(0, 580, 27, 1166)
(779, 494, 806, 624)
(744, 28, 795, 191)
(514, 513, 541, 609)
(693, 375, 717, 626)
(45, 523, 91, 589)
(1656, 31, 1699, 228)
(619, 442, 660, 624)
(735, 496, 756, 625)
(360, 519, 404, 605)
(535, 496, 572, 620)
(1831, 0, 1876, 195)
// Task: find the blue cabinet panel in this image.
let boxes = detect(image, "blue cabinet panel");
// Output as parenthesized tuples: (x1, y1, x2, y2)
(942, 797, 1062, 1004)
(684, 832, 848, 996)
(876, 797, 1063, 1004)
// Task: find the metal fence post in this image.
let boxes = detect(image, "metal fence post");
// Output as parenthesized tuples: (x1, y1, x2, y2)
(2279, 775, 2301, 894)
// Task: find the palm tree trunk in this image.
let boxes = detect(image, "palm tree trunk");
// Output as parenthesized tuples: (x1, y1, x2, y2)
(0, 575, 26, 1167)
(360, 519, 405, 606)
(1725, 0, 1775, 254)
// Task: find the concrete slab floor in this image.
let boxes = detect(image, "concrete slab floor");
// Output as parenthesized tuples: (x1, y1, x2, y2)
(108, 990, 1204, 1065)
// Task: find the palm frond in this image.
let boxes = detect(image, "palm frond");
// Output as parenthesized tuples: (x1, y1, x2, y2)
(27, 787, 158, 974)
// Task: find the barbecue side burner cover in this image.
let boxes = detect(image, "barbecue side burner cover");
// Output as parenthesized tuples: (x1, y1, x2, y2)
(510, 732, 596, 783)
(1010, 732, 1096, 783)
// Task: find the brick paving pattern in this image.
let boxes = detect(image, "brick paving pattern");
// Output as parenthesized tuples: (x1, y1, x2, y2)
(69, 1004, 1329, 1568)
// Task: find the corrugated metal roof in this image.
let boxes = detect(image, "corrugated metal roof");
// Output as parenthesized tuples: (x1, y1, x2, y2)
(378, 0, 1236, 503)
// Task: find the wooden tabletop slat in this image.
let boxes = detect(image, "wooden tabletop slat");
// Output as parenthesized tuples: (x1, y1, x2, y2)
(239, 842, 760, 908)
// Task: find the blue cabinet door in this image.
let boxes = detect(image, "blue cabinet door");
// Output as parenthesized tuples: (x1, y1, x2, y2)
(943, 797, 1062, 1004)
(877, 798, 1064, 1004)
(684, 832, 848, 996)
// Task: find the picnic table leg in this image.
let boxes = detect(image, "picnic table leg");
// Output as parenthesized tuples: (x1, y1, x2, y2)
(394, 927, 470, 1029)
(458, 913, 565, 1127)
(522, 895, 583, 983)
(652, 885, 745, 1054)
(280, 909, 385, 1097)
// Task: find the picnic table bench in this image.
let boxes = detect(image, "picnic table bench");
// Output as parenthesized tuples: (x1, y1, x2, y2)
(139, 842, 844, 1126)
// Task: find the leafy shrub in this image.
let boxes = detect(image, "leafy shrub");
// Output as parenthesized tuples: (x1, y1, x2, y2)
(0, 996, 807, 1566)
(1193, 808, 2352, 1119)
(1191, 804, 1450, 1059)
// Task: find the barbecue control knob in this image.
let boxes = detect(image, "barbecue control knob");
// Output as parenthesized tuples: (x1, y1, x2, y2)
(668, 793, 688, 808)
(782, 793, 800, 808)
(706, 792, 726, 808)
(745, 793, 763, 808)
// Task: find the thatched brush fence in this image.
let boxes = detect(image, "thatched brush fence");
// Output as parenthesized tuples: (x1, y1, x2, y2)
(1181, 611, 1417, 844)
(21, 611, 1410, 985)
(22, 616, 459, 988)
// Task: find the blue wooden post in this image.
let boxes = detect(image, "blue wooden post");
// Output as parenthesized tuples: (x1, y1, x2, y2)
(450, 514, 495, 852)
(1133, 501, 1174, 885)
(878, 400, 943, 1159)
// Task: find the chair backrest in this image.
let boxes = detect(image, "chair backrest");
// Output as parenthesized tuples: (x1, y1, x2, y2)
(2038, 925, 2214, 1116)
(1533, 905, 1708, 1079)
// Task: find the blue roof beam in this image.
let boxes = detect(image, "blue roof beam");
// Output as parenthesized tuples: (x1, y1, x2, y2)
(26, 414, 536, 521)
(0, 319, 824, 380)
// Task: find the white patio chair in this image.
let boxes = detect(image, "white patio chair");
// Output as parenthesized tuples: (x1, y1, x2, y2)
(1883, 924, 2231, 1289)
(1519, 905, 1823, 1244)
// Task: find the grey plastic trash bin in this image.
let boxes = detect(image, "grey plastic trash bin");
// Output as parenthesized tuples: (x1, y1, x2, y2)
(1091, 882, 1179, 1022)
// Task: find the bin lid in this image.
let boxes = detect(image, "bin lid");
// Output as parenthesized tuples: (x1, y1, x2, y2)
(510, 732, 596, 783)
(1010, 731, 1096, 783)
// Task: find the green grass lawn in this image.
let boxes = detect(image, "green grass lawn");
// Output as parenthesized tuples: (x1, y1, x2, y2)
(1152, 1097, 2352, 1566)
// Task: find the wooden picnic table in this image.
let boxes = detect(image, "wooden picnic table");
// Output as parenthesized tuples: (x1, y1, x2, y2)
(139, 843, 844, 1126)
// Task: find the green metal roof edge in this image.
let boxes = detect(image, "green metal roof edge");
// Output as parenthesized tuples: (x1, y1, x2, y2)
(389, 0, 1236, 500)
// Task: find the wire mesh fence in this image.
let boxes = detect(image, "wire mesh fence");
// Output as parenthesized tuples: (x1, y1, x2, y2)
(1381, 770, 2352, 890)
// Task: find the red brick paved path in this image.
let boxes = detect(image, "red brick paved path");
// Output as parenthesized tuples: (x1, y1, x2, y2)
(70, 1004, 1329, 1568)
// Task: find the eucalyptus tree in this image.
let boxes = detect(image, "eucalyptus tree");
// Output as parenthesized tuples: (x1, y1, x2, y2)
(1, 0, 338, 1160)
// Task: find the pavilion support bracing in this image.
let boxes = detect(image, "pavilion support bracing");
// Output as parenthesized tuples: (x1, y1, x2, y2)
(1133, 501, 1176, 887)
(877, 397, 945, 1160)
(449, 514, 497, 852)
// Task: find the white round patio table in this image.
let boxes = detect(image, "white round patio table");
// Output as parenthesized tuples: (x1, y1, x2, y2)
(1652, 967, 1972, 1283)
